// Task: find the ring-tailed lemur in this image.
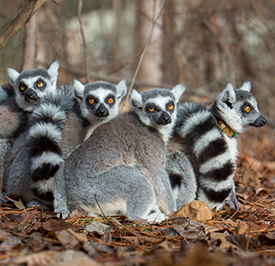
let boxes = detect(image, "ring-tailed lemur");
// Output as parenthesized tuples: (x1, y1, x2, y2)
(62, 85, 185, 221)
(167, 82, 266, 210)
(0, 61, 59, 164)
(3, 80, 127, 213)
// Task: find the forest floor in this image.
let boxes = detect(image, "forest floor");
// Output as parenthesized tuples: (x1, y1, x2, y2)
(0, 122, 275, 266)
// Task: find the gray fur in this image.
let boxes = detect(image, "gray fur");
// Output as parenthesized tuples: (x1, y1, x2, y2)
(54, 79, 127, 217)
(166, 150, 197, 209)
(0, 86, 9, 105)
(3, 79, 127, 214)
(62, 85, 185, 221)
(167, 81, 266, 210)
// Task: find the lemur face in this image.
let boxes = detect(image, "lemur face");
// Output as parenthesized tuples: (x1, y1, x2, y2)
(7, 61, 59, 112)
(74, 79, 127, 124)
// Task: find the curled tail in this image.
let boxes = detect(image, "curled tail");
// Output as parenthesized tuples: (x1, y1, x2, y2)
(26, 86, 75, 181)
(175, 102, 236, 209)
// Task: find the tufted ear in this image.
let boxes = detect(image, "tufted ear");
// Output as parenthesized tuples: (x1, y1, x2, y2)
(116, 79, 127, 100)
(48, 61, 59, 86)
(220, 83, 236, 104)
(130, 89, 143, 109)
(73, 79, 85, 100)
(172, 84, 186, 102)
(7, 68, 20, 85)
(239, 81, 251, 92)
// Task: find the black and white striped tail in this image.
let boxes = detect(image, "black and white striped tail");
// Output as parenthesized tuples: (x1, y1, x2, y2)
(26, 87, 75, 182)
(175, 102, 236, 209)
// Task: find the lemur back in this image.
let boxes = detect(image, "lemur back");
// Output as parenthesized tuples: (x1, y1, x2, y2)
(63, 85, 185, 221)
(167, 82, 266, 210)
(3, 80, 127, 213)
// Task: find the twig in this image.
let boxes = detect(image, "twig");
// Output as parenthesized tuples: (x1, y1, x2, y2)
(120, 0, 165, 111)
(77, 0, 89, 83)
(94, 194, 113, 227)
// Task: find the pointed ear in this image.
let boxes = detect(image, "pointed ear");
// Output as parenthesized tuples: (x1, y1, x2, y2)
(47, 61, 59, 85)
(172, 84, 186, 102)
(116, 79, 127, 99)
(7, 68, 20, 84)
(130, 89, 143, 108)
(73, 79, 85, 100)
(220, 83, 236, 103)
(240, 81, 251, 92)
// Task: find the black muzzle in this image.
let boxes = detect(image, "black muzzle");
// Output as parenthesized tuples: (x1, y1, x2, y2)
(25, 88, 39, 102)
(95, 104, 109, 117)
(253, 115, 267, 127)
(156, 112, 171, 125)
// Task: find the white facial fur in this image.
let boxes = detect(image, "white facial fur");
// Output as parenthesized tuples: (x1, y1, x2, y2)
(116, 79, 127, 100)
(172, 84, 186, 102)
(47, 61, 60, 87)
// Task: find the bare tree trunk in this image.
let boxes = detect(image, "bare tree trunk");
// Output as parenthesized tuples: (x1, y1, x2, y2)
(162, 0, 179, 85)
(136, 0, 163, 91)
(0, 0, 47, 51)
(22, 14, 37, 71)
(78, 0, 89, 84)
(111, 0, 122, 77)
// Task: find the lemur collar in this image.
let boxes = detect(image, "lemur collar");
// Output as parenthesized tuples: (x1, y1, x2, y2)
(218, 121, 238, 138)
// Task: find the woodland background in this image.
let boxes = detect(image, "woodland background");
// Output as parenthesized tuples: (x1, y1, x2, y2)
(0, 0, 275, 265)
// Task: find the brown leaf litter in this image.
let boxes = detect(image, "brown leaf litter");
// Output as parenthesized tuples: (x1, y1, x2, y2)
(0, 129, 275, 265)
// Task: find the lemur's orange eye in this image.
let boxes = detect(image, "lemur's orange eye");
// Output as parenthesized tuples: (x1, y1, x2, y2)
(148, 108, 154, 112)
(37, 82, 43, 87)
(245, 106, 251, 112)
(108, 98, 114, 104)
(168, 104, 174, 110)
(20, 86, 25, 91)
(89, 99, 95, 104)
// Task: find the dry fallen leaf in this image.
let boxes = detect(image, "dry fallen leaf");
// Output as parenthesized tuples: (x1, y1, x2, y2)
(55, 229, 81, 249)
(84, 221, 111, 236)
(11, 251, 61, 266)
(169, 200, 213, 220)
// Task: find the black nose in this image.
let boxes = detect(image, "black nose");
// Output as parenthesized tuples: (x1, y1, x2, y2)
(157, 112, 171, 125)
(25, 88, 39, 102)
(254, 115, 267, 127)
(95, 104, 109, 117)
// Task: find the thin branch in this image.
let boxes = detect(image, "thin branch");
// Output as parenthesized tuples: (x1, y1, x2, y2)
(120, 0, 165, 111)
(77, 0, 89, 84)
(94, 194, 114, 227)
(0, 0, 47, 51)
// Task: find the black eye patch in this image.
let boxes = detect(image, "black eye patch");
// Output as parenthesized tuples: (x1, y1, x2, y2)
(18, 82, 27, 93)
(86, 96, 98, 106)
(241, 102, 254, 115)
(105, 94, 115, 105)
(145, 103, 159, 113)
(166, 101, 175, 112)
(35, 78, 46, 89)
